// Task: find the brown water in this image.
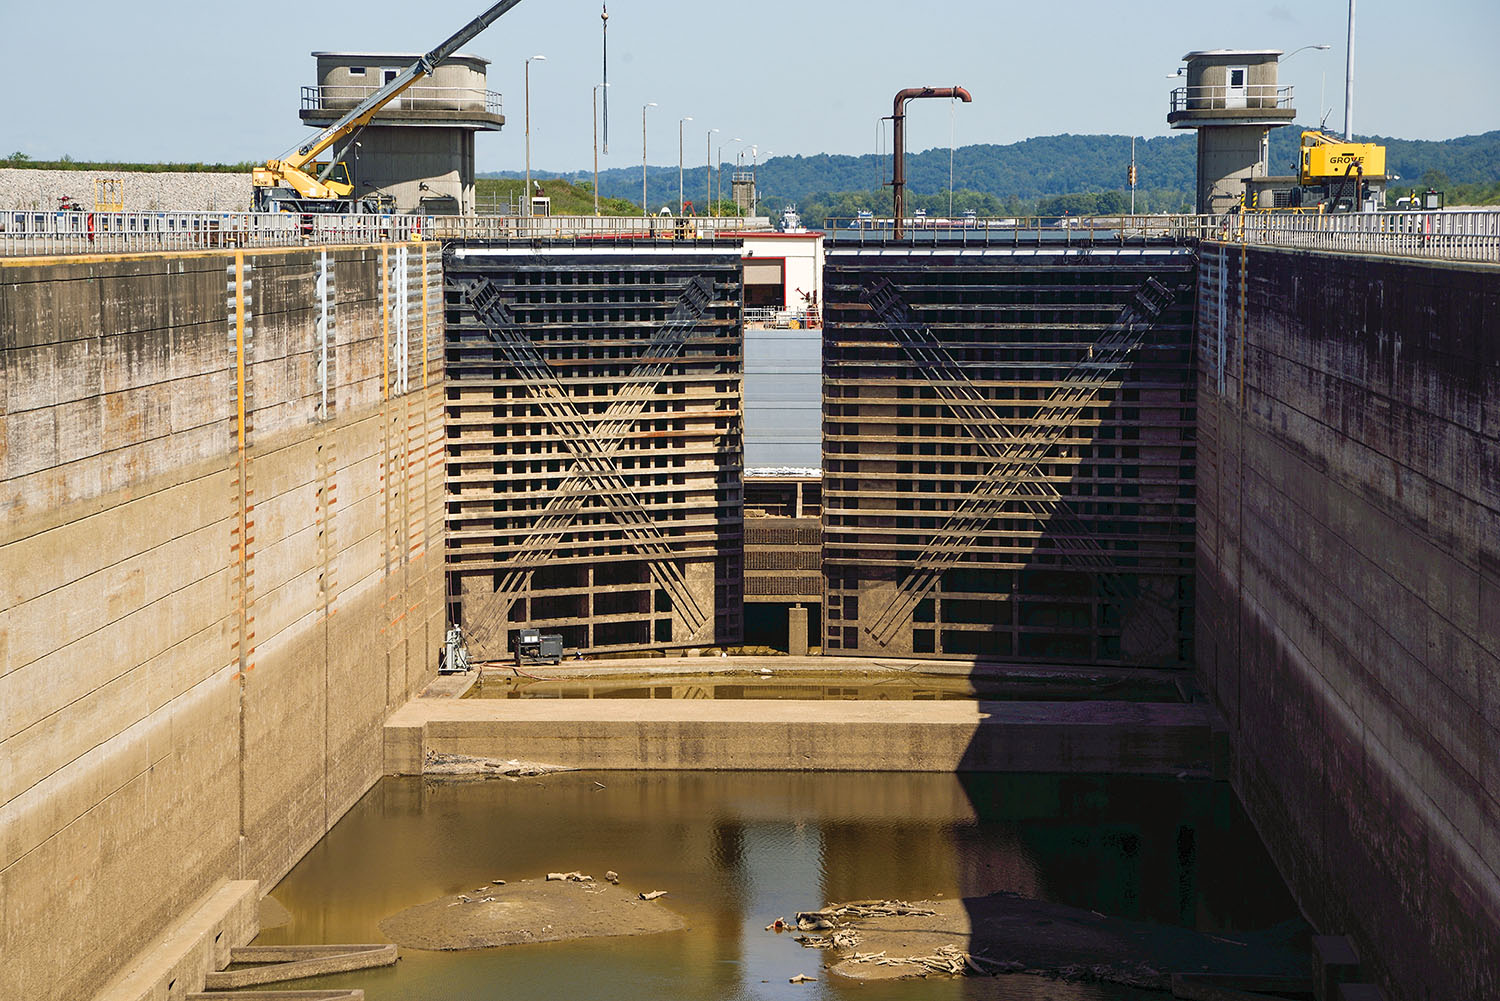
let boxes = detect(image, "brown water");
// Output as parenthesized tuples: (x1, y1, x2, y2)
(255, 772, 1300, 1000)
(465, 673, 1183, 703)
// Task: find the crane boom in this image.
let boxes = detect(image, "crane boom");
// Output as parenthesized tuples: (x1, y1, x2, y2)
(254, 0, 526, 210)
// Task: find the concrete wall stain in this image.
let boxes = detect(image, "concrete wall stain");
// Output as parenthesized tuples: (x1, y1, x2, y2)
(0, 244, 446, 1000)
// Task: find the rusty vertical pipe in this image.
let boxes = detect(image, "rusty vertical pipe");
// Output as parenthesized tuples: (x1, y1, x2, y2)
(891, 86, 971, 239)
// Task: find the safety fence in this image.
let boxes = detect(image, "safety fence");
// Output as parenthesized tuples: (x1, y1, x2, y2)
(1228, 210, 1500, 265)
(0, 210, 435, 256)
(426, 214, 766, 241)
(301, 84, 502, 116)
(4, 208, 1495, 264)
(826, 212, 1500, 264)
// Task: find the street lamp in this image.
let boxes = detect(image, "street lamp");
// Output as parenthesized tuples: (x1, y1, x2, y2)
(593, 83, 610, 216)
(1280, 43, 1332, 128)
(524, 54, 546, 217)
(678, 116, 693, 216)
(641, 102, 657, 216)
(705, 128, 718, 216)
(753, 147, 771, 217)
(717, 137, 741, 213)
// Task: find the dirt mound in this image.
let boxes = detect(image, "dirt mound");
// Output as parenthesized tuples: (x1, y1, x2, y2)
(379, 876, 685, 951)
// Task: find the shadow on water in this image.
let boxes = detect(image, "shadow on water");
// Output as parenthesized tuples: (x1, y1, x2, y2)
(255, 771, 1300, 1001)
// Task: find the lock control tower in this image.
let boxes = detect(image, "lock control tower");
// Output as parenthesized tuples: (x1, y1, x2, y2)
(1168, 50, 1296, 214)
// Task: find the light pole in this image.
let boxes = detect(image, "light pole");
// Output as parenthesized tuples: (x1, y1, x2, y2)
(593, 83, 609, 216)
(1279, 43, 1331, 132)
(678, 116, 693, 216)
(752, 147, 771, 218)
(1344, 0, 1356, 139)
(718, 137, 740, 214)
(705, 128, 718, 216)
(524, 54, 545, 216)
(641, 102, 657, 216)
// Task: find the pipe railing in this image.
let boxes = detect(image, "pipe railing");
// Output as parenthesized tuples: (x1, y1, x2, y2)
(824, 211, 1500, 263)
(3, 208, 1494, 264)
(1168, 84, 1294, 114)
(427, 214, 766, 240)
(0, 210, 435, 256)
(301, 85, 503, 116)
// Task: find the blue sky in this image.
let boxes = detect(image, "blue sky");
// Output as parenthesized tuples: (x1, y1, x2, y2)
(3, 0, 1497, 170)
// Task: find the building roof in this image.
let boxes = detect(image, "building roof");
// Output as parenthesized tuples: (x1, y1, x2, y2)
(1181, 49, 1283, 61)
(311, 51, 490, 65)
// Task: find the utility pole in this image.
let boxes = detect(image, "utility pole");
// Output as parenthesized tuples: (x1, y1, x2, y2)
(1344, 0, 1356, 140)
(1129, 136, 1137, 215)
(593, 84, 608, 216)
(706, 128, 718, 217)
(678, 116, 693, 216)
(601, 5, 609, 154)
(641, 102, 656, 216)
(524, 54, 545, 216)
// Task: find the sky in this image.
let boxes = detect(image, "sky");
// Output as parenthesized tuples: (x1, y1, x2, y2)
(3, 0, 1497, 172)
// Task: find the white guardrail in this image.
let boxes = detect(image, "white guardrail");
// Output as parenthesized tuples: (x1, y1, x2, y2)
(1229, 210, 1500, 265)
(0, 210, 435, 256)
(1, 208, 1495, 264)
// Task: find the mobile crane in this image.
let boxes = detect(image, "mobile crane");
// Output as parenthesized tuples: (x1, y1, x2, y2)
(252, 0, 525, 212)
(1291, 129, 1387, 213)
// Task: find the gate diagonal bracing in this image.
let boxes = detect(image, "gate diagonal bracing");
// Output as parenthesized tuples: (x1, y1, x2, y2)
(444, 247, 745, 658)
(822, 248, 1199, 666)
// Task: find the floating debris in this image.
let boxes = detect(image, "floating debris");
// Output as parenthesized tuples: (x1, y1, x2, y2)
(788, 974, 815, 984)
(546, 871, 593, 883)
(639, 890, 668, 901)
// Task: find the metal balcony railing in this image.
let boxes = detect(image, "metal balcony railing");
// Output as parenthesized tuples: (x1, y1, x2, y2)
(301, 85, 503, 116)
(1169, 84, 1294, 114)
(0, 210, 435, 256)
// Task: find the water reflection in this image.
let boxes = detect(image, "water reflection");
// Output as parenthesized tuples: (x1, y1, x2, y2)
(467, 674, 1182, 703)
(257, 772, 1296, 1000)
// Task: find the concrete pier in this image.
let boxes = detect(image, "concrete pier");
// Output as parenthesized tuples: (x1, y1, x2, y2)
(384, 694, 1215, 776)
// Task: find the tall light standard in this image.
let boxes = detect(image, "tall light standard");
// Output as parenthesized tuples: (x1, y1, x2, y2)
(1280, 43, 1331, 131)
(1344, 0, 1356, 139)
(752, 147, 772, 218)
(678, 116, 693, 216)
(705, 128, 718, 216)
(524, 54, 546, 216)
(592, 83, 610, 216)
(641, 102, 657, 216)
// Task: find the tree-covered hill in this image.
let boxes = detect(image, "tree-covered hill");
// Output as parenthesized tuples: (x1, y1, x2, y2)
(486, 128, 1500, 218)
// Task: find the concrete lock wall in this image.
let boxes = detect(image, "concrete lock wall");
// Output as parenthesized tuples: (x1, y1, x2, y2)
(1195, 244, 1499, 1000)
(0, 241, 447, 999)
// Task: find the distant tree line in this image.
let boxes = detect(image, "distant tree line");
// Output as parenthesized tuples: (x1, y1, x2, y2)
(491, 127, 1500, 219)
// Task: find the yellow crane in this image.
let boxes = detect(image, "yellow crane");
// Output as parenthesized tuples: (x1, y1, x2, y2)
(1294, 129, 1387, 213)
(253, 0, 525, 212)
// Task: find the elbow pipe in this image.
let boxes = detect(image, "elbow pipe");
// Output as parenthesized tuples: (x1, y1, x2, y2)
(891, 86, 972, 239)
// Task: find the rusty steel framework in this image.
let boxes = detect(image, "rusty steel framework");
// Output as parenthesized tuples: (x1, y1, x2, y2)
(443, 245, 744, 658)
(822, 246, 1199, 665)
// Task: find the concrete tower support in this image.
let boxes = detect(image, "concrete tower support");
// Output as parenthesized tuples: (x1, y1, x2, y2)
(1168, 50, 1295, 215)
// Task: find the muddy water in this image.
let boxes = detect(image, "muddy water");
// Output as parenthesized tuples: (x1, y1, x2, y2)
(256, 772, 1300, 1001)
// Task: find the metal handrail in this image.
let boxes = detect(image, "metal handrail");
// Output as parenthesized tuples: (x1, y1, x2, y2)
(0, 210, 435, 256)
(428, 214, 766, 240)
(824, 211, 1500, 264)
(4, 208, 1493, 264)
(301, 84, 503, 116)
(1169, 84, 1293, 113)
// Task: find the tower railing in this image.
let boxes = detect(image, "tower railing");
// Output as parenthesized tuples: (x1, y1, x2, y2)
(1169, 84, 1294, 113)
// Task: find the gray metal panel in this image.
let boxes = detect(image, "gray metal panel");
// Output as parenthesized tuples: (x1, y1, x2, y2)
(744, 326, 821, 469)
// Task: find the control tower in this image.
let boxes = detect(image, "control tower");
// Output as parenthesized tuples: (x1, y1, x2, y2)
(1167, 50, 1295, 214)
